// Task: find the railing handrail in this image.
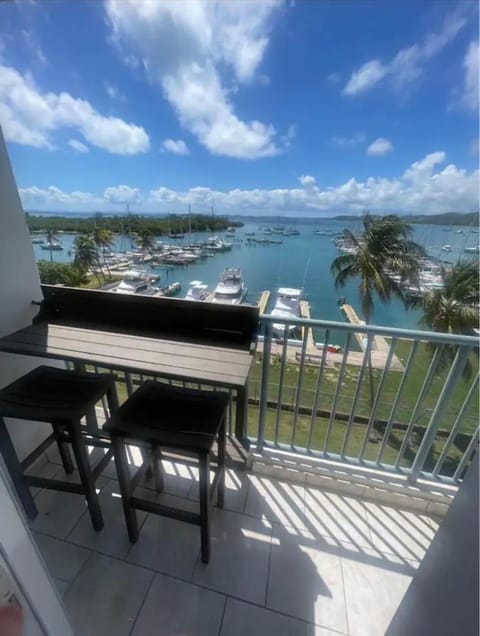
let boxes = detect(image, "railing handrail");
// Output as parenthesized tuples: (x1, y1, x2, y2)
(259, 313, 479, 346)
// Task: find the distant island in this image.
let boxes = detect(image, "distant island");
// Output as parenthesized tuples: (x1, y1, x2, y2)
(331, 212, 479, 226)
(25, 212, 242, 235)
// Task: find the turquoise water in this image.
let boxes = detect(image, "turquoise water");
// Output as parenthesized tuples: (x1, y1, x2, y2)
(32, 220, 479, 332)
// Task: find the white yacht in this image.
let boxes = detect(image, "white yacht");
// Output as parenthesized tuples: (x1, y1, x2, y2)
(211, 268, 247, 305)
(184, 280, 210, 301)
(110, 269, 159, 295)
(270, 287, 303, 338)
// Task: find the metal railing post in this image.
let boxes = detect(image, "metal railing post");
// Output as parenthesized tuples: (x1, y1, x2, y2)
(410, 345, 471, 481)
(257, 322, 272, 452)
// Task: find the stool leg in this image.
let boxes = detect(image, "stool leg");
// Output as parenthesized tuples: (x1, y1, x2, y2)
(69, 419, 104, 532)
(141, 447, 154, 480)
(199, 452, 211, 564)
(217, 415, 226, 509)
(112, 436, 139, 542)
(51, 421, 74, 474)
(0, 417, 38, 520)
(152, 446, 164, 493)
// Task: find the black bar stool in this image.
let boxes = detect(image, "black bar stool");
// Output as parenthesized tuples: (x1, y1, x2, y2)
(103, 380, 229, 563)
(0, 365, 118, 530)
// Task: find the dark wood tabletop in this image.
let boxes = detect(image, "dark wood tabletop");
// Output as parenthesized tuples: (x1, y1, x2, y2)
(0, 323, 254, 389)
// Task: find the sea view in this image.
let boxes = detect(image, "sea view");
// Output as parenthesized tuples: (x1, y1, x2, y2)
(31, 215, 480, 334)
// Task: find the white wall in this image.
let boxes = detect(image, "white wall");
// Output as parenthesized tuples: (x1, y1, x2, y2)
(386, 452, 479, 636)
(0, 126, 52, 458)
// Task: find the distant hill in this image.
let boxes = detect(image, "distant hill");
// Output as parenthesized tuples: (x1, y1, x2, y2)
(332, 212, 480, 226)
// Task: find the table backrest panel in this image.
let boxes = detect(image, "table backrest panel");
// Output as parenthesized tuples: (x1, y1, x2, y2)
(35, 285, 259, 352)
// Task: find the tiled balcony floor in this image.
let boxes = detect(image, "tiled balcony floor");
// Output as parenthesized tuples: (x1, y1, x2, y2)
(27, 450, 441, 636)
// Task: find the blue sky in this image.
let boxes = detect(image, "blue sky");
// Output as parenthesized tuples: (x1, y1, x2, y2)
(0, 0, 478, 215)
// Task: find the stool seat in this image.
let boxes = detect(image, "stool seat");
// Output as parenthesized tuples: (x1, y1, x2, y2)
(0, 365, 118, 531)
(0, 365, 114, 421)
(104, 381, 229, 452)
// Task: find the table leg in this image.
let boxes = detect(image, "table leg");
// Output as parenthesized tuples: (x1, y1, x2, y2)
(235, 385, 250, 450)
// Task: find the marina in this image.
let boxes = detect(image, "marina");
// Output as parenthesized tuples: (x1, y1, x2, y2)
(31, 219, 480, 335)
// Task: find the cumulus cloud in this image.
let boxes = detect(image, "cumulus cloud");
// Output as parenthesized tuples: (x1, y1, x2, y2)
(19, 152, 479, 215)
(105, 0, 284, 159)
(343, 6, 468, 96)
(0, 64, 150, 154)
(332, 132, 366, 147)
(162, 138, 190, 155)
(104, 185, 141, 205)
(299, 175, 316, 187)
(367, 138, 394, 157)
(68, 139, 89, 153)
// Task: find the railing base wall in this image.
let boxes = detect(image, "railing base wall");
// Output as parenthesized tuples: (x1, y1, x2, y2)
(249, 448, 457, 517)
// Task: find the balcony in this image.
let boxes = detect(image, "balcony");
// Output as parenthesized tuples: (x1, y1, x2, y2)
(20, 312, 477, 636)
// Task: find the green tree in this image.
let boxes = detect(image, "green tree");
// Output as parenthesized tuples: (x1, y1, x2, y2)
(92, 227, 115, 278)
(136, 226, 155, 253)
(331, 213, 426, 437)
(45, 228, 58, 263)
(37, 260, 86, 286)
(416, 260, 479, 334)
(73, 234, 102, 286)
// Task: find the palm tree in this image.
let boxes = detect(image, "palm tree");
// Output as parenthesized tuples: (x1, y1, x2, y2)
(416, 260, 479, 334)
(136, 227, 155, 254)
(45, 228, 58, 263)
(92, 227, 115, 279)
(73, 234, 102, 286)
(331, 213, 426, 438)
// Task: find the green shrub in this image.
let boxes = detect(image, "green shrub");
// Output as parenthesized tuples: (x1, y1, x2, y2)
(37, 260, 87, 287)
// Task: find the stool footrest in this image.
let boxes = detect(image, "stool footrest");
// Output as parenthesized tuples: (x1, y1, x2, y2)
(24, 474, 84, 495)
(20, 433, 57, 471)
(131, 497, 201, 526)
(91, 449, 114, 481)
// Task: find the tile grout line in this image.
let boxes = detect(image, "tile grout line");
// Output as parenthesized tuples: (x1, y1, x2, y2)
(338, 547, 351, 636)
(217, 595, 228, 636)
(127, 569, 156, 636)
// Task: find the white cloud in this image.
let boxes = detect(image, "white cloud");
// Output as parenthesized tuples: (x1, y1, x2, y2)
(459, 40, 479, 112)
(367, 138, 394, 157)
(343, 6, 468, 96)
(104, 185, 141, 205)
(332, 132, 366, 147)
(67, 139, 89, 153)
(105, 0, 284, 159)
(104, 81, 126, 102)
(327, 72, 341, 84)
(0, 64, 150, 154)
(299, 175, 316, 187)
(162, 138, 190, 155)
(19, 152, 479, 215)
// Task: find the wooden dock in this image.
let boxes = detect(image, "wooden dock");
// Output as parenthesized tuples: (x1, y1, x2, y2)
(299, 300, 314, 350)
(257, 290, 271, 314)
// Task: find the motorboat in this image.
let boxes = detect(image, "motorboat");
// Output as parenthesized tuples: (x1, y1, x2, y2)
(211, 268, 247, 305)
(184, 280, 210, 301)
(41, 240, 63, 251)
(464, 246, 480, 253)
(110, 269, 159, 295)
(270, 287, 302, 338)
(441, 245, 452, 252)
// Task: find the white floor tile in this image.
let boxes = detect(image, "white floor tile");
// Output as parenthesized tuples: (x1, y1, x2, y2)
(245, 475, 307, 528)
(64, 553, 153, 636)
(126, 494, 201, 579)
(304, 489, 373, 549)
(267, 526, 348, 633)
(29, 471, 108, 539)
(26, 458, 60, 497)
(192, 509, 272, 605)
(306, 624, 348, 636)
(33, 532, 91, 584)
(221, 597, 307, 636)
(189, 468, 250, 513)
(132, 573, 225, 636)
(365, 502, 437, 562)
(341, 546, 413, 636)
